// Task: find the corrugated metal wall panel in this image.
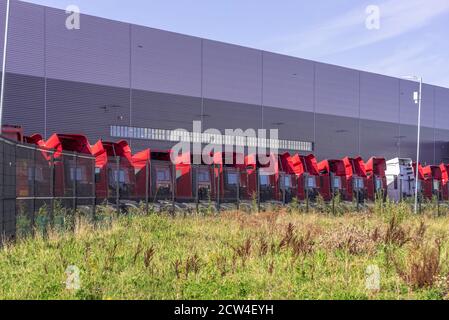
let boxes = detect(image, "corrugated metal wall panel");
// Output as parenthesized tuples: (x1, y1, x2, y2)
(262, 52, 315, 112)
(132, 89, 201, 131)
(203, 98, 262, 134)
(315, 63, 360, 118)
(0, 0, 5, 65)
(435, 86, 449, 130)
(6, 1, 44, 77)
(360, 73, 399, 123)
(263, 106, 314, 142)
(45, 6, 130, 88)
(203, 40, 262, 105)
(360, 119, 399, 162)
(131, 25, 202, 98)
(2, 72, 45, 135)
(45, 78, 130, 142)
(1, 1, 449, 163)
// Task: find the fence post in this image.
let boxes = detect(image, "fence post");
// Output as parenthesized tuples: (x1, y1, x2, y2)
(91, 159, 96, 223)
(436, 189, 440, 217)
(332, 189, 336, 216)
(73, 153, 78, 214)
(216, 165, 220, 212)
(49, 152, 55, 227)
(236, 167, 240, 210)
(115, 156, 120, 216)
(419, 191, 422, 214)
(282, 174, 286, 206)
(305, 178, 309, 213)
(145, 159, 149, 215)
(195, 166, 199, 214)
(257, 168, 261, 213)
(31, 145, 36, 235)
(172, 162, 176, 216)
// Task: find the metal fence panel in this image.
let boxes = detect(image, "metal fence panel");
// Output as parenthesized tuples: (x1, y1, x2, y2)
(1, 137, 97, 245)
(1, 139, 17, 242)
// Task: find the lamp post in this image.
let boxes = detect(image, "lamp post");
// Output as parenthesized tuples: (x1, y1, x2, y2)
(402, 75, 423, 214)
(0, 0, 11, 131)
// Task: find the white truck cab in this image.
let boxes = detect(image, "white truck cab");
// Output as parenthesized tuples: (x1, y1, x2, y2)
(385, 158, 416, 201)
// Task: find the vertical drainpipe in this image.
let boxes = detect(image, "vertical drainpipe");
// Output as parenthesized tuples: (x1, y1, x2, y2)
(129, 24, 132, 147)
(200, 39, 204, 125)
(398, 79, 402, 158)
(433, 86, 436, 164)
(44, 7, 47, 139)
(261, 51, 264, 131)
(357, 71, 362, 154)
(313, 62, 317, 154)
(200, 39, 204, 159)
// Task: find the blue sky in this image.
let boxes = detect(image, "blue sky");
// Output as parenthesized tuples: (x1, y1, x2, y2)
(24, 0, 449, 88)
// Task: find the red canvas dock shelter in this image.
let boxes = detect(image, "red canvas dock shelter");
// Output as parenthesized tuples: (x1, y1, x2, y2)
(279, 153, 320, 201)
(132, 149, 174, 201)
(173, 152, 216, 202)
(365, 157, 387, 201)
(341, 156, 368, 202)
(423, 165, 445, 200)
(1, 125, 24, 142)
(39, 134, 95, 198)
(317, 159, 347, 201)
(245, 153, 280, 202)
(91, 140, 135, 201)
(440, 164, 449, 201)
(15, 133, 50, 198)
(211, 152, 249, 202)
(413, 163, 432, 200)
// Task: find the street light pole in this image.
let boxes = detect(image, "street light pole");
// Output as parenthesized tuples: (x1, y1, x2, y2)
(415, 77, 423, 214)
(402, 75, 423, 214)
(0, 0, 11, 131)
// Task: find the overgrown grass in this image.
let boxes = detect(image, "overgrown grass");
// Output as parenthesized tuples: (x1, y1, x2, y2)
(2, 201, 449, 300)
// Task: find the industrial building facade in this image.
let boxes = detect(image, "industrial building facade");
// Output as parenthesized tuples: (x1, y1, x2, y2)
(1, 0, 449, 164)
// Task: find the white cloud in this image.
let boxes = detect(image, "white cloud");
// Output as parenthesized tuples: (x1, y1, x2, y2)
(262, 0, 449, 58)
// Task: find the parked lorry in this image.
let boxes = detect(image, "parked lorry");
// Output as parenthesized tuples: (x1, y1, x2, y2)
(385, 158, 415, 201)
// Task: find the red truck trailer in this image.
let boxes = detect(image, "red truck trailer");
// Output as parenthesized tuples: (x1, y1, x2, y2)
(412, 163, 432, 200)
(365, 157, 387, 201)
(317, 159, 347, 201)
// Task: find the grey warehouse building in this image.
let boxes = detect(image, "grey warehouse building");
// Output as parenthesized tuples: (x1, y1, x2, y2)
(1, 0, 449, 164)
